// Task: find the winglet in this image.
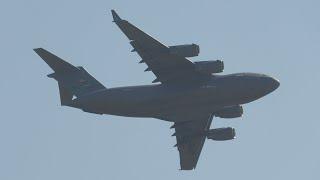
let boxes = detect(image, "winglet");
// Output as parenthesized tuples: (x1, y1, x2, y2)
(111, 9, 122, 22)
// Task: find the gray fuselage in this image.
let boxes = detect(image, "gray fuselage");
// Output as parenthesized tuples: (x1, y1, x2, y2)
(71, 73, 279, 122)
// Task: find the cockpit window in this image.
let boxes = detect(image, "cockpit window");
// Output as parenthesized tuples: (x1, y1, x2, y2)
(235, 73, 268, 77)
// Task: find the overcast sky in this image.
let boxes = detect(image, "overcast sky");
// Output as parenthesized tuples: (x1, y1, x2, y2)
(1, 0, 319, 179)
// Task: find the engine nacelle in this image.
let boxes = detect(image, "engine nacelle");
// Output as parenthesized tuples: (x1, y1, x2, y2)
(215, 105, 243, 118)
(207, 127, 236, 141)
(169, 44, 200, 57)
(194, 60, 224, 74)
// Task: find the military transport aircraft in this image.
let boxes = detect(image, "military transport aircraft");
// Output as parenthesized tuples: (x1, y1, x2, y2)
(34, 10, 280, 170)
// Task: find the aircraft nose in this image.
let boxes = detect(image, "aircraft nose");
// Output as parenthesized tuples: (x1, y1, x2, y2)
(272, 77, 280, 89)
(264, 76, 280, 93)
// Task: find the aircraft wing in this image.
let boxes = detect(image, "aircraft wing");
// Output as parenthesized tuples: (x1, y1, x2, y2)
(111, 10, 204, 84)
(169, 113, 213, 170)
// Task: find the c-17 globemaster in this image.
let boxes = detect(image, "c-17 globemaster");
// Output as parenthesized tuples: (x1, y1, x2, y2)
(34, 10, 280, 170)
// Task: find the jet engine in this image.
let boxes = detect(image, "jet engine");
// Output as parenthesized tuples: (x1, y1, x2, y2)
(169, 44, 200, 57)
(194, 60, 224, 74)
(215, 105, 243, 118)
(207, 127, 236, 141)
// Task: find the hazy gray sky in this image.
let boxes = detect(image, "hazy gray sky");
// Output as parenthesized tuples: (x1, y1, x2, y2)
(1, 0, 319, 179)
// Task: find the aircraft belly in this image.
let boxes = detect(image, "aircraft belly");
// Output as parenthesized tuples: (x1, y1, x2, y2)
(92, 87, 166, 117)
(77, 84, 243, 118)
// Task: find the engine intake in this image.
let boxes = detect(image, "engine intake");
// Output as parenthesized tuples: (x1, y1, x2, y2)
(215, 105, 243, 118)
(194, 60, 224, 74)
(169, 44, 200, 57)
(207, 127, 236, 141)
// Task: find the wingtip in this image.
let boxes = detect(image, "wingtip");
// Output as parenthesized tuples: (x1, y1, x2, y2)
(33, 48, 44, 54)
(111, 9, 122, 22)
(33, 48, 41, 52)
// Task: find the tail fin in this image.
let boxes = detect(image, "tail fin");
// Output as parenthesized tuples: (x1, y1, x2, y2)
(34, 48, 106, 105)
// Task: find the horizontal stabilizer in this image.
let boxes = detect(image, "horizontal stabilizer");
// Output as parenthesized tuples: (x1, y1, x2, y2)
(34, 48, 77, 73)
(34, 48, 106, 101)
